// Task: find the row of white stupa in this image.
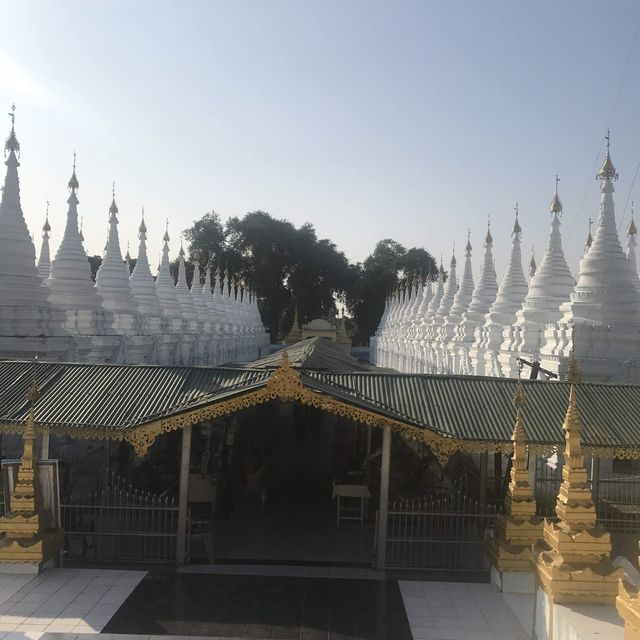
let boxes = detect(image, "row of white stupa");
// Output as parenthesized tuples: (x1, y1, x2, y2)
(371, 138, 640, 383)
(0, 114, 269, 365)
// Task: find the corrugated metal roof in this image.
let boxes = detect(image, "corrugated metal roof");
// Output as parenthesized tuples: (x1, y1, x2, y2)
(302, 372, 640, 448)
(1, 359, 639, 450)
(242, 338, 374, 372)
(0, 360, 270, 431)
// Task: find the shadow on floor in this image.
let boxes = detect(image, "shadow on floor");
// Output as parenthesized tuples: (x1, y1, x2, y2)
(103, 572, 412, 640)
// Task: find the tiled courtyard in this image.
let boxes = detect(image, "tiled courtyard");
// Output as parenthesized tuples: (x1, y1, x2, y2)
(0, 567, 531, 640)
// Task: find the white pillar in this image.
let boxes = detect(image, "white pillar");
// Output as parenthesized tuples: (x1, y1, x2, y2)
(176, 425, 192, 564)
(40, 426, 50, 459)
(375, 425, 391, 571)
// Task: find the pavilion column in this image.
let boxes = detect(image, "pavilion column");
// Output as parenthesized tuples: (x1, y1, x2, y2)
(590, 456, 600, 503)
(479, 452, 488, 503)
(176, 425, 192, 564)
(40, 426, 50, 459)
(375, 425, 391, 571)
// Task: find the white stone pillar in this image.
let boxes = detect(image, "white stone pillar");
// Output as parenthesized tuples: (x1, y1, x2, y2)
(376, 425, 391, 571)
(176, 425, 192, 564)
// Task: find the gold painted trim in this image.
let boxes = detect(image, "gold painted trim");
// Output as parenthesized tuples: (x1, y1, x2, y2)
(0, 351, 638, 461)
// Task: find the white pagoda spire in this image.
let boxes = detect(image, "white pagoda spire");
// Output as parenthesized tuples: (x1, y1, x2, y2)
(155, 222, 183, 320)
(95, 185, 140, 315)
(568, 135, 639, 324)
(434, 249, 458, 323)
(47, 157, 105, 314)
(190, 260, 210, 320)
(426, 259, 445, 320)
(476, 204, 528, 374)
(447, 232, 474, 322)
(541, 140, 640, 381)
(37, 203, 51, 280)
(585, 217, 594, 254)
(626, 203, 637, 273)
(529, 245, 536, 280)
(202, 263, 216, 312)
(130, 209, 163, 317)
(450, 219, 498, 373)
(416, 272, 434, 322)
(0, 105, 52, 313)
(501, 176, 574, 372)
(175, 242, 197, 317)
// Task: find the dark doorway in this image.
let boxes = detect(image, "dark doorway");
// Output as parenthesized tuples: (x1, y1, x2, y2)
(200, 401, 376, 565)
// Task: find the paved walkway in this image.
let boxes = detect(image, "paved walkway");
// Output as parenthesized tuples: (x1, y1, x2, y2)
(0, 569, 144, 635)
(0, 567, 532, 640)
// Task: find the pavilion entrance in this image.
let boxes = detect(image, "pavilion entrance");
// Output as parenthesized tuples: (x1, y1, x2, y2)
(188, 400, 377, 565)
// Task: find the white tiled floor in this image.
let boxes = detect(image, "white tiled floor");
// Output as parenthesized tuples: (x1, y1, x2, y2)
(400, 580, 530, 640)
(0, 568, 145, 637)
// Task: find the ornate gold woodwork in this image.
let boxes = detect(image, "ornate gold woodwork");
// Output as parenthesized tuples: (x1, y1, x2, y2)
(0, 380, 64, 568)
(0, 351, 637, 462)
(533, 380, 622, 604)
(487, 382, 543, 573)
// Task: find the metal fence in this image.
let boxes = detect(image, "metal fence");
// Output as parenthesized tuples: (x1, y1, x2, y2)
(386, 490, 497, 571)
(61, 477, 182, 563)
(598, 474, 640, 534)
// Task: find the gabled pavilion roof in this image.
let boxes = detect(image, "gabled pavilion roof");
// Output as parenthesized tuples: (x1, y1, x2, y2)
(240, 338, 375, 372)
(0, 339, 639, 461)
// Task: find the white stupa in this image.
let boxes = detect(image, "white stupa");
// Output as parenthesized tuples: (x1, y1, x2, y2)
(0, 106, 66, 354)
(37, 206, 51, 280)
(541, 138, 640, 381)
(46, 158, 112, 344)
(498, 177, 574, 377)
(130, 211, 163, 319)
(450, 221, 498, 373)
(626, 207, 637, 273)
(438, 235, 475, 373)
(474, 206, 528, 376)
(155, 223, 183, 321)
(95, 188, 140, 318)
(190, 261, 210, 321)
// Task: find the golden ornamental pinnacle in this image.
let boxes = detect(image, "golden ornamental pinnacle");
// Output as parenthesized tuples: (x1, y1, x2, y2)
(565, 352, 581, 384)
(512, 381, 526, 410)
(26, 380, 39, 405)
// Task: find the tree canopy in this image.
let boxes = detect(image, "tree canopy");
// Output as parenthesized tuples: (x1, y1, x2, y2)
(182, 212, 437, 345)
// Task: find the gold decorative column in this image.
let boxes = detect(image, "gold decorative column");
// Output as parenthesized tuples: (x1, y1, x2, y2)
(487, 382, 543, 577)
(533, 362, 621, 604)
(0, 381, 63, 569)
(616, 544, 640, 640)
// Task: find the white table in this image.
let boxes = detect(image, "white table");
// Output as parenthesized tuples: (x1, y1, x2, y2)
(332, 483, 371, 526)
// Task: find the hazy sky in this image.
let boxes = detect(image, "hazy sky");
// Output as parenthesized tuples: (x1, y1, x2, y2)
(1, 1, 640, 280)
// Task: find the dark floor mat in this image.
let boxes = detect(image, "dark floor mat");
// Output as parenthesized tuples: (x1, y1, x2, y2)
(102, 571, 412, 640)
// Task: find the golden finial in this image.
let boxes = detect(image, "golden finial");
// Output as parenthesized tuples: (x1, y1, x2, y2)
(485, 214, 493, 245)
(513, 380, 526, 411)
(27, 356, 39, 406)
(512, 202, 522, 236)
(281, 349, 290, 369)
(628, 203, 637, 237)
(565, 352, 581, 384)
(5, 103, 20, 156)
(598, 129, 618, 181)
(550, 175, 563, 214)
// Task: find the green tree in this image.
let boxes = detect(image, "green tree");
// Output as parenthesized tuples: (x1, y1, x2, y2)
(183, 211, 227, 269)
(345, 240, 437, 345)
